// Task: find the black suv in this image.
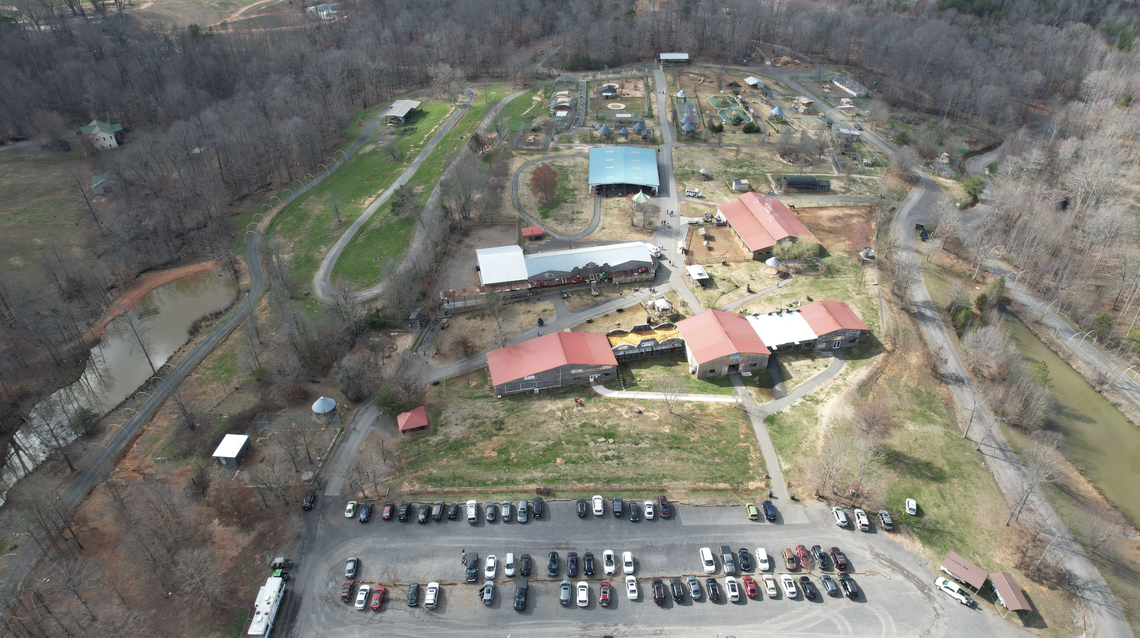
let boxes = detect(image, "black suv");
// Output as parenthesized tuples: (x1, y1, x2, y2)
(397, 501, 412, 521)
(465, 552, 479, 582)
(839, 573, 858, 599)
(417, 503, 431, 523)
(407, 582, 420, 607)
(547, 551, 559, 577)
(670, 577, 685, 603)
(612, 496, 624, 518)
(567, 552, 578, 577)
(577, 498, 587, 517)
(358, 502, 373, 523)
(513, 578, 528, 611)
(301, 490, 316, 511)
(532, 497, 545, 519)
(447, 502, 459, 519)
(762, 500, 777, 522)
(519, 553, 532, 576)
(629, 501, 641, 522)
(652, 578, 666, 605)
(583, 552, 595, 576)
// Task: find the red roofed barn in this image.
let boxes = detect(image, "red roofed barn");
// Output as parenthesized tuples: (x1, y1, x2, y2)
(799, 300, 870, 350)
(396, 406, 430, 434)
(716, 193, 818, 260)
(676, 310, 770, 378)
(487, 332, 618, 396)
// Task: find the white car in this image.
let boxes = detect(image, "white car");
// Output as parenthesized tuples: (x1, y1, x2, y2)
(725, 576, 740, 602)
(622, 551, 635, 575)
(345, 501, 357, 518)
(699, 547, 716, 574)
(625, 575, 639, 600)
(832, 506, 849, 528)
(576, 581, 589, 607)
(424, 582, 440, 609)
(505, 553, 516, 577)
(854, 508, 871, 531)
(603, 550, 617, 575)
(780, 574, 798, 598)
(906, 498, 918, 515)
(592, 495, 605, 516)
(756, 548, 770, 571)
(466, 499, 478, 523)
(935, 577, 973, 606)
(763, 574, 778, 598)
(354, 584, 371, 610)
(644, 500, 655, 519)
(485, 555, 497, 579)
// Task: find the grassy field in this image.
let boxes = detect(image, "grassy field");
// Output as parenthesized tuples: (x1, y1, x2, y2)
(388, 370, 765, 490)
(519, 156, 591, 234)
(602, 354, 737, 396)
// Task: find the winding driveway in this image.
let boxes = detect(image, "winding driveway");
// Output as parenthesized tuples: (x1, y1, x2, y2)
(509, 153, 601, 240)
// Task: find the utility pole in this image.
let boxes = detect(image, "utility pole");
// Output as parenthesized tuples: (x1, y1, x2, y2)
(963, 396, 978, 439)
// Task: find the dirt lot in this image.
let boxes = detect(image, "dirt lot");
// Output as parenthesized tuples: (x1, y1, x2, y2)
(673, 146, 783, 202)
(793, 205, 875, 252)
(683, 223, 751, 261)
(441, 298, 555, 357)
(439, 224, 520, 292)
(590, 196, 658, 242)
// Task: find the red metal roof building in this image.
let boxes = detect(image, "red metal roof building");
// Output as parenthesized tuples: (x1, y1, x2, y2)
(396, 406, 430, 433)
(522, 225, 544, 240)
(716, 193, 818, 259)
(799, 300, 870, 335)
(676, 310, 770, 378)
(487, 332, 618, 396)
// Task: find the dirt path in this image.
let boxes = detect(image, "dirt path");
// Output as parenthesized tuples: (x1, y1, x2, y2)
(88, 260, 222, 338)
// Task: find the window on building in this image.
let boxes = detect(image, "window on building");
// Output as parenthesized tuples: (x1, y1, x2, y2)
(749, 363, 757, 367)
(832, 341, 841, 349)
(574, 377, 582, 381)
(729, 353, 740, 360)
(524, 375, 536, 380)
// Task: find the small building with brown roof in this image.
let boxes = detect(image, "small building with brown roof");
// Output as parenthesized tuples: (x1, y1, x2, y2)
(397, 406, 430, 434)
(716, 193, 818, 260)
(798, 300, 870, 351)
(521, 225, 544, 240)
(676, 310, 770, 378)
(487, 332, 618, 396)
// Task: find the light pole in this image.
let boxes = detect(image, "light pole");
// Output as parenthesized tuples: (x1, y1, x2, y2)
(1118, 366, 1137, 383)
(1040, 299, 1060, 321)
(963, 396, 978, 440)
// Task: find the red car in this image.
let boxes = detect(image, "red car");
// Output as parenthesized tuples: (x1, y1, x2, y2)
(658, 495, 672, 519)
(795, 545, 812, 568)
(599, 581, 612, 607)
(369, 585, 386, 610)
(341, 580, 355, 602)
(381, 503, 394, 520)
(742, 575, 759, 599)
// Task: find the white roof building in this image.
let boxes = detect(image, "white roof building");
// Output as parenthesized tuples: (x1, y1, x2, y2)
(686, 264, 709, 281)
(476, 245, 529, 285)
(212, 434, 250, 467)
(659, 52, 690, 63)
(744, 76, 764, 88)
(382, 99, 422, 123)
(745, 310, 818, 352)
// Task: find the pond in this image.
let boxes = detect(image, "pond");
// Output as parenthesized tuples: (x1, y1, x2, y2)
(708, 95, 740, 108)
(1006, 312, 1140, 524)
(719, 107, 752, 123)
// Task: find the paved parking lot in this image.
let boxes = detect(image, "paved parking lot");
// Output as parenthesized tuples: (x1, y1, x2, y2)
(280, 500, 1034, 638)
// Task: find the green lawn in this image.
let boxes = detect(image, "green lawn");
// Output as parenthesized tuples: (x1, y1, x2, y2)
(604, 354, 737, 395)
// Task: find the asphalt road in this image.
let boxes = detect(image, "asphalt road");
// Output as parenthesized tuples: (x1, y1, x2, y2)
(281, 499, 1032, 638)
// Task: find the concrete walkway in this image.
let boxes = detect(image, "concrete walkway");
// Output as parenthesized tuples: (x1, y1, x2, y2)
(590, 384, 743, 403)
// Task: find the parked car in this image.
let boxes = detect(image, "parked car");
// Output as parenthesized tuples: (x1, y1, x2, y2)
(355, 584, 371, 610)
(599, 581, 612, 606)
(935, 577, 973, 606)
(583, 552, 595, 576)
(878, 509, 894, 530)
(397, 501, 411, 521)
(500, 500, 512, 520)
(854, 508, 871, 531)
(669, 577, 684, 602)
(484, 555, 498, 579)
(482, 580, 495, 606)
(780, 574, 798, 599)
(905, 498, 918, 516)
(658, 495, 672, 518)
(603, 549, 616, 575)
(382, 502, 394, 520)
(424, 582, 440, 609)
(795, 545, 812, 568)
(465, 553, 479, 582)
(547, 551, 560, 577)
(577, 498, 588, 517)
(344, 501, 357, 518)
(839, 573, 858, 599)
(592, 495, 605, 516)
(358, 502, 373, 523)
(466, 499, 478, 523)
(532, 496, 545, 518)
(622, 551, 634, 575)
(854, 123, 863, 131)
(799, 576, 817, 600)
(820, 574, 839, 597)
(644, 500, 655, 519)
(567, 552, 578, 577)
(10, 136, 28, 142)
(724, 576, 740, 602)
(485, 501, 497, 522)
(407, 582, 420, 606)
(576, 581, 590, 607)
(812, 545, 830, 570)
(370, 585, 386, 610)
(830, 547, 848, 571)
(746, 502, 759, 520)
(505, 553, 516, 577)
(417, 503, 431, 523)
(447, 502, 459, 519)
(431, 501, 444, 520)
(762, 500, 777, 521)
(686, 575, 701, 600)
(560, 580, 572, 606)
(721, 546, 736, 575)
(341, 580, 355, 602)
(699, 547, 716, 574)
(832, 506, 849, 528)
(782, 548, 798, 571)
(520, 553, 531, 576)
(756, 547, 770, 571)
(514, 578, 528, 611)
(684, 188, 703, 198)
(612, 496, 624, 518)
(762, 574, 778, 598)
(625, 575, 639, 600)
(301, 490, 316, 511)
(739, 548, 753, 572)
(651, 578, 666, 605)
(741, 574, 758, 599)
(345, 557, 359, 579)
(517, 499, 529, 523)
(629, 501, 641, 522)
(706, 577, 721, 602)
